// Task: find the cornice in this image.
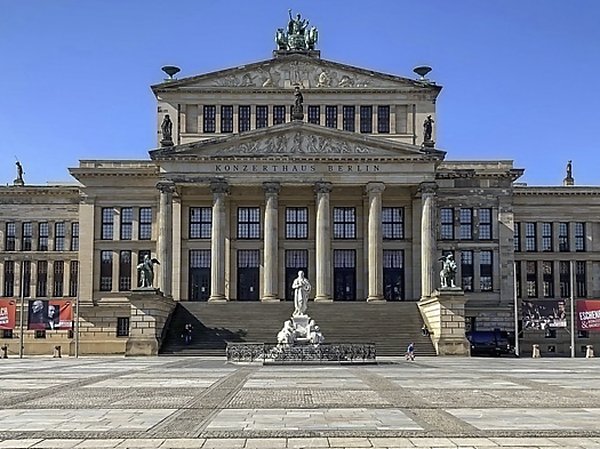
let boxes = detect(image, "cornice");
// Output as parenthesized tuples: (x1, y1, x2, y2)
(0, 185, 81, 197)
(514, 186, 600, 196)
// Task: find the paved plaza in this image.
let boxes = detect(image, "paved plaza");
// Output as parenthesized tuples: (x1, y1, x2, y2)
(1, 357, 600, 448)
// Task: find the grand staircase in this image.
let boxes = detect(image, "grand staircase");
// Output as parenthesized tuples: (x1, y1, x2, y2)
(159, 301, 437, 357)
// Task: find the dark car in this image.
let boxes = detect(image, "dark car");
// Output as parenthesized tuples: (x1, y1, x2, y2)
(466, 330, 513, 356)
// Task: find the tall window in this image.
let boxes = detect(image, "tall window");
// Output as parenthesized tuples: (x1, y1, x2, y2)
(38, 223, 49, 251)
(342, 106, 355, 132)
(541, 222, 552, 252)
(5, 222, 16, 251)
(478, 208, 492, 240)
(459, 209, 473, 240)
(3, 261, 14, 297)
(120, 208, 133, 240)
(559, 261, 570, 298)
(273, 105, 286, 125)
(440, 208, 454, 240)
(69, 261, 79, 297)
(575, 222, 585, 251)
(221, 105, 234, 132)
(189, 249, 211, 301)
(383, 250, 404, 301)
(54, 222, 65, 251)
(117, 317, 130, 337)
(542, 261, 554, 297)
(203, 105, 216, 133)
(21, 261, 31, 298)
(138, 208, 152, 240)
(185, 104, 198, 133)
(325, 105, 337, 128)
(119, 250, 132, 291)
(237, 207, 260, 239)
(100, 250, 113, 291)
(479, 250, 493, 291)
(238, 105, 251, 132)
(360, 106, 372, 133)
(382, 207, 404, 239)
(377, 105, 390, 133)
(101, 208, 114, 240)
(53, 261, 64, 297)
(558, 223, 569, 252)
(189, 207, 212, 239)
(256, 105, 268, 129)
(525, 222, 536, 252)
(22, 222, 32, 251)
(71, 223, 79, 251)
(514, 222, 521, 252)
(308, 105, 320, 125)
(461, 250, 474, 291)
(285, 207, 308, 239)
(576, 261, 587, 297)
(37, 261, 48, 297)
(333, 207, 356, 239)
(526, 261, 537, 297)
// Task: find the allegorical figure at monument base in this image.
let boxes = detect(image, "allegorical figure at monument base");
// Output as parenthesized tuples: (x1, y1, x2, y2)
(137, 255, 160, 288)
(439, 253, 457, 289)
(292, 270, 311, 316)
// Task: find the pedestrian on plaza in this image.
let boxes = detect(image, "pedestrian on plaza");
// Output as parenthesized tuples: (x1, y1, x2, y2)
(406, 342, 415, 361)
(184, 323, 193, 344)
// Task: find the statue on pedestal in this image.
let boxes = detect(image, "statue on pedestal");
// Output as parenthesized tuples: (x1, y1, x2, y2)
(439, 253, 457, 288)
(274, 10, 318, 51)
(160, 114, 173, 147)
(292, 270, 311, 316)
(423, 115, 434, 144)
(292, 86, 304, 121)
(137, 255, 160, 288)
(14, 161, 25, 186)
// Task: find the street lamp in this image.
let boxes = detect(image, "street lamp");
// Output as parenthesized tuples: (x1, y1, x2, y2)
(18, 256, 30, 358)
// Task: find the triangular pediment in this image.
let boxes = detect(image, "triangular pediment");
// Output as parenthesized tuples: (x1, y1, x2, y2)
(150, 122, 445, 160)
(152, 54, 440, 92)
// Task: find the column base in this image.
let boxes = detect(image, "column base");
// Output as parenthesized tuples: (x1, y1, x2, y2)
(261, 296, 281, 302)
(366, 296, 386, 303)
(314, 296, 333, 302)
(208, 296, 228, 302)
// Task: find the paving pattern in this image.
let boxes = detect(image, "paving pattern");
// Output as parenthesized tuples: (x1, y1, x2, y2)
(1, 357, 600, 447)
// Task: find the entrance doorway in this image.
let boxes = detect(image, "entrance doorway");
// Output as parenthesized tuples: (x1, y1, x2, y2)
(189, 250, 210, 301)
(285, 250, 308, 300)
(383, 249, 404, 301)
(334, 249, 356, 301)
(237, 250, 260, 301)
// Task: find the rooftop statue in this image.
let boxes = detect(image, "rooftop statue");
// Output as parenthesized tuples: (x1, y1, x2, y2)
(275, 10, 318, 51)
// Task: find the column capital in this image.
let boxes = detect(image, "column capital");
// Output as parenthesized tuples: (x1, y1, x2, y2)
(314, 181, 333, 194)
(365, 182, 386, 195)
(418, 181, 438, 196)
(263, 182, 281, 195)
(210, 179, 230, 194)
(156, 181, 176, 194)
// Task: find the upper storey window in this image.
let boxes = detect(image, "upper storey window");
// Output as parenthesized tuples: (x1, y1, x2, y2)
(342, 106, 355, 132)
(440, 208, 454, 240)
(382, 207, 404, 240)
(459, 209, 473, 240)
(325, 106, 337, 129)
(308, 106, 320, 125)
(273, 105, 286, 125)
(5, 222, 16, 251)
(238, 207, 260, 239)
(333, 207, 356, 239)
(478, 208, 492, 240)
(525, 222, 536, 252)
(360, 106, 372, 133)
(238, 106, 251, 132)
(377, 106, 390, 133)
(101, 208, 114, 240)
(203, 105, 216, 133)
(139, 208, 152, 240)
(22, 222, 33, 251)
(190, 207, 212, 239)
(256, 106, 268, 129)
(221, 106, 233, 133)
(38, 222, 49, 251)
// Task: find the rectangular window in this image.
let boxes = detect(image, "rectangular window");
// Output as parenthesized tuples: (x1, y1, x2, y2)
(22, 222, 32, 251)
(237, 207, 260, 239)
(37, 261, 48, 297)
(54, 222, 65, 251)
(138, 208, 152, 240)
(38, 222, 49, 251)
(185, 104, 198, 133)
(478, 208, 492, 240)
(360, 106, 373, 133)
(203, 105, 216, 133)
(576, 261, 586, 297)
(461, 250, 474, 291)
(383, 250, 404, 301)
(53, 261, 64, 297)
(119, 250, 132, 291)
(238, 105, 251, 132)
(525, 222, 536, 252)
(333, 207, 356, 239)
(286, 250, 308, 268)
(3, 261, 14, 297)
(325, 105, 337, 128)
(541, 222, 552, 252)
(100, 250, 113, 291)
(308, 105, 320, 125)
(542, 261, 554, 297)
(120, 207, 133, 240)
(71, 223, 79, 251)
(526, 261, 537, 298)
(116, 317, 130, 337)
(2, 329, 13, 339)
(334, 249, 356, 268)
(440, 208, 454, 240)
(189, 207, 212, 239)
(285, 207, 308, 239)
(382, 207, 404, 240)
(558, 223, 569, 252)
(575, 222, 585, 252)
(479, 250, 493, 291)
(342, 106, 355, 132)
(69, 261, 79, 297)
(256, 105, 268, 129)
(377, 105, 390, 133)
(5, 222, 16, 251)
(273, 105, 286, 125)
(238, 249, 260, 267)
(221, 105, 234, 133)
(22, 261, 31, 298)
(101, 208, 114, 240)
(459, 208, 473, 240)
(514, 222, 521, 252)
(559, 261, 570, 298)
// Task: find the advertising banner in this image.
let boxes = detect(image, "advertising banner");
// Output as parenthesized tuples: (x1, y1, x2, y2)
(28, 299, 73, 330)
(522, 299, 567, 330)
(0, 299, 16, 330)
(577, 300, 600, 331)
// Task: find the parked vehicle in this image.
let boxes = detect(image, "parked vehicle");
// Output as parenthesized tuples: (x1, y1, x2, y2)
(466, 329, 513, 356)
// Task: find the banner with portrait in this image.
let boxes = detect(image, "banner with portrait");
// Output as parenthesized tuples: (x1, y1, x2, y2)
(577, 300, 600, 331)
(28, 299, 73, 330)
(522, 299, 567, 330)
(0, 299, 17, 330)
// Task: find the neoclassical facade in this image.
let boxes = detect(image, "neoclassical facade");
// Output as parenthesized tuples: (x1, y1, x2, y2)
(1, 22, 599, 356)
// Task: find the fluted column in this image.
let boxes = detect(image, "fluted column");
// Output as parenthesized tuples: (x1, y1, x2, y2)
(314, 182, 333, 302)
(366, 182, 386, 302)
(262, 182, 280, 301)
(209, 180, 229, 301)
(157, 182, 175, 297)
(419, 182, 438, 299)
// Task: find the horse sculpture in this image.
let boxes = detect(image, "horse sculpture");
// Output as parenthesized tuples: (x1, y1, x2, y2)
(439, 254, 457, 288)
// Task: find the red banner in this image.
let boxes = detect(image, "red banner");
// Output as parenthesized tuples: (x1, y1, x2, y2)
(577, 300, 600, 331)
(28, 299, 73, 330)
(0, 299, 16, 330)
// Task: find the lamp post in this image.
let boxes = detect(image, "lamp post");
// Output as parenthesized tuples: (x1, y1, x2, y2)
(75, 260, 81, 358)
(570, 260, 576, 358)
(513, 261, 520, 357)
(18, 257, 29, 358)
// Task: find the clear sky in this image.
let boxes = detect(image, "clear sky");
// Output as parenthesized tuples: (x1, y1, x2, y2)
(1, 1, 599, 186)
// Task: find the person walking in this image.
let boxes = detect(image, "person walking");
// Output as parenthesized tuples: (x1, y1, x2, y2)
(406, 342, 415, 361)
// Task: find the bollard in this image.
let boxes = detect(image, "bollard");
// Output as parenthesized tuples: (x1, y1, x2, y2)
(532, 344, 541, 358)
(53, 345, 62, 358)
(586, 345, 595, 358)
(1, 345, 7, 359)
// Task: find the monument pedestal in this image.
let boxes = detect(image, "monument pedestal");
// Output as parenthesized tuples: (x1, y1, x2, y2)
(125, 288, 176, 356)
(419, 288, 470, 356)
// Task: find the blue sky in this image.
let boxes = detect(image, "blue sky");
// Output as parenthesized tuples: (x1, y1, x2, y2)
(1, 1, 599, 186)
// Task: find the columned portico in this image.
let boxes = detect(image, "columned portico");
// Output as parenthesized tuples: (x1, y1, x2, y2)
(366, 182, 385, 302)
(209, 180, 229, 301)
(419, 182, 438, 299)
(262, 182, 280, 301)
(314, 181, 333, 302)
(157, 182, 175, 297)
